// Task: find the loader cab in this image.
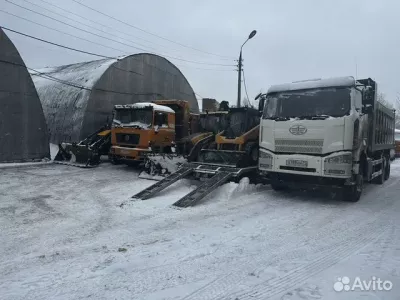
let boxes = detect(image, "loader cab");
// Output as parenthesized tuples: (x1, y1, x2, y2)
(200, 111, 229, 134)
(224, 107, 260, 139)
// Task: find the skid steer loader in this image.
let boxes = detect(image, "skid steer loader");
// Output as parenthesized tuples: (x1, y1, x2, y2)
(132, 106, 263, 207)
(54, 125, 111, 168)
(197, 106, 260, 168)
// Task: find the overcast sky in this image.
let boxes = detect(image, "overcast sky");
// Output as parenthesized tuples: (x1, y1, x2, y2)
(1, 0, 399, 106)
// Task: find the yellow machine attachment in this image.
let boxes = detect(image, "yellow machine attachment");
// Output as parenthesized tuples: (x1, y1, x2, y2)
(54, 126, 111, 168)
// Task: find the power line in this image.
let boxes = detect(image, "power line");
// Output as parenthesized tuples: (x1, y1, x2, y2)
(194, 92, 204, 99)
(5, 0, 235, 67)
(0, 9, 129, 55)
(175, 63, 234, 72)
(1, 26, 115, 59)
(242, 69, 252, 106)
(1, 25, 143, 76)
(71, 0, 234, 60)
(5, 0, 150, 52)
(0, 59, 159, 97)
(1, 25, 231, 76)
(36, 0, 233, 61)
(19, 0, 163, 54)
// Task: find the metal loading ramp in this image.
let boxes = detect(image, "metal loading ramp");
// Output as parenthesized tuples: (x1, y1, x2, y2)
(132, 163, 257, 207)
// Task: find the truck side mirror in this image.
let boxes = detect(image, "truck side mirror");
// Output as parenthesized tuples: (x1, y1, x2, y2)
(258, 97, 266, 115)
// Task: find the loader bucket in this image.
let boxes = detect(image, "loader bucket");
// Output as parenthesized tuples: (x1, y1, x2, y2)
(54, 143, 100, 167)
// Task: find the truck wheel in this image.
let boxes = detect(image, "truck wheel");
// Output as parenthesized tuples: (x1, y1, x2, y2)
(250, 146, 259, 164)
(384, 156, 391, 180)
(270, 178, 288, 191)
(343, 174, 363, 202)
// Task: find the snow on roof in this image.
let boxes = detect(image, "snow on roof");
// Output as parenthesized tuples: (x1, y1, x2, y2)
(114, 102, 175, 113)
(267, 76, 356, 94)
(31, 58, 118, 91)
(30, 58, 118, 142)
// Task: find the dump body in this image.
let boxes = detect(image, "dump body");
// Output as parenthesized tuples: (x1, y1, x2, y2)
(356, 79, 395, 153)
(395, 129, 400, 157)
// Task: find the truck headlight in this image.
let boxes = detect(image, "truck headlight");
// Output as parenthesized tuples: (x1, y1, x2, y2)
(259, 151, 271, 159)
(324, 154, 352, 164)
(259, 150, 273, 169)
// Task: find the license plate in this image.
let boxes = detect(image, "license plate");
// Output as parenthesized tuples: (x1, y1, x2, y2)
(286, 159, 308, 168)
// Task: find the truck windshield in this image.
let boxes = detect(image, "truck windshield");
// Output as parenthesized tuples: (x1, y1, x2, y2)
(262, 87, 351, 119)
(114, 109, 153, 127)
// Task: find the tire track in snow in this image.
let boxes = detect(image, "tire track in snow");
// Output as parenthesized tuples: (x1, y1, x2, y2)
(181, 177, 400, 300)
(121, 179, 397, 298)
(227, 218, 389, 299)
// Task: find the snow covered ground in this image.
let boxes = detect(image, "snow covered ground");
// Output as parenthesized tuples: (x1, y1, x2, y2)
(1, 160, 400, 300)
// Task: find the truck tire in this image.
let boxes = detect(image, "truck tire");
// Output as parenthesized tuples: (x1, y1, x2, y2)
(343, 174, 363, 202)
(270, 176, 288, 191)
(384, 156, 391, 180)
(374, 157, 386, 185)
(244, 142, 259, 164)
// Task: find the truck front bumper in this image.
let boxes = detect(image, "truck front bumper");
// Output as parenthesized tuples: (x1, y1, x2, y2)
(259, 149, 354, 179)
(110, 146, 149, 161)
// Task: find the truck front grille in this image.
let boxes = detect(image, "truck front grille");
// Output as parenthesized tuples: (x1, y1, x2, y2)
(116, 133, 140, 145)
(275, 139, 323, 154)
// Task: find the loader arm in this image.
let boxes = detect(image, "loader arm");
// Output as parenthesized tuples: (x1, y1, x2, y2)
(216, 125, 260, 151)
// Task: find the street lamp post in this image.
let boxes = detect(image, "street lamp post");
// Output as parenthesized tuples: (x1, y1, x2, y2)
(237, 30, 257, 108)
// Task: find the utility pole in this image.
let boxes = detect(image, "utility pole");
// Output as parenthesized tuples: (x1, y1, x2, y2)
(237, 51, 243, 108)
(237, 30, 257, 108)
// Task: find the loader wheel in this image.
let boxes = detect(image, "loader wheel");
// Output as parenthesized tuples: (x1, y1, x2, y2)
(343, 174, 363, 202)
(109, 155, 121, 165)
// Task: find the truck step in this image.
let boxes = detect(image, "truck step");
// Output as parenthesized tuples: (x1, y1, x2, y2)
(132, 166, 194, 200)
(173, 171, 232, 208)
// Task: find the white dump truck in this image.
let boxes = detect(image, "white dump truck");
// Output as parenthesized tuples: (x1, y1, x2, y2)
(257, 77, 396, 201)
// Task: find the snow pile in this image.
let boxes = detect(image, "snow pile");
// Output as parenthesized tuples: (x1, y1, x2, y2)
(148, 155, 187, 173)
(49, 143, 60, 160)
(115, 102, 175, 114)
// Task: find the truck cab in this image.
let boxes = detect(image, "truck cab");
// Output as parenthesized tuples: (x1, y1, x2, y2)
(109, 102, 175, 163)
(258, 76, 395, 202)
